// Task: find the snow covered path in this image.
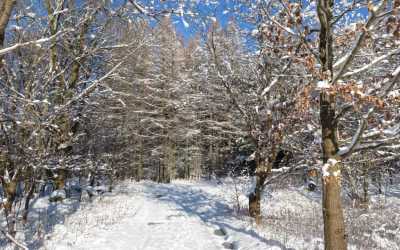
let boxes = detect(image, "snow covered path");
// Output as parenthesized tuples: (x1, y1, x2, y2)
(44, 181, 237, 250)
(73, 196, 224, 250)
(43, 180, 313, 250)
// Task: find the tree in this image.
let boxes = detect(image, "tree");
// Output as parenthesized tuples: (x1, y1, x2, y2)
(205, 19, 307, 223)
(0, 0, 146, 237)
(314, 0, 400, 248)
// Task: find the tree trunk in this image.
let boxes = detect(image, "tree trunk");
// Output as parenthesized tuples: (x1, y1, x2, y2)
(136, 135, 144, 181)
(0, 152, 17, 236)
(320, 92, 347, 250)
(248, 151, 270, 224)
(22, 178, 36, 224)
(0, 0, 16, 68)
(54, 168, 67, 190)
(3, 179, 17, 236)
(317, 0, 347, 247)
(248, 174, 266, 224)
(362, 164, 369, 205)
(322, 170, 347, 250)
(108, 172, 113, 192)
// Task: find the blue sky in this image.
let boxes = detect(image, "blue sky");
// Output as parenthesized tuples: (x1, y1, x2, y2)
(31, 0, 369, 45)
(115, 0, 257, 41)
(28, 0, 259, 45)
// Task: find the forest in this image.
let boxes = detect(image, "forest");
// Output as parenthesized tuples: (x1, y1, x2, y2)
(0, 0, 399, 249)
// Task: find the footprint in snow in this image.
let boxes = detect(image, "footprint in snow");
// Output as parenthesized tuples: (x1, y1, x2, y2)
(147, 222, 164, 226)
(213, 227, 227, 236)
(166, 214, 184, 220)
(222, 241, 236, 249)
(212, 226, 237, 249)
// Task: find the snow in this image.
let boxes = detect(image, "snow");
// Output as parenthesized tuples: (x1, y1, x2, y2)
(261, 78, 278, 96)
(44, 182, 234, 250)
(3, 178, 398, 249)
(317, 80, 330, 89)
(251, 29, 259, 36)
(129, 1, 147, 15)
(334, 54, 349, 68)
(388, 90, 400, 98)
(182, 17, 189, 28)
(117, 98, 126, 107)
(26, 12, 36, 18)
(52, 9, 69, 16)
(392, 65, 400, 77)
(343, 47, 400, 77)
(50, 190, 66, 201)
(322, 158, 338, 177)
(10, 25, 22, 31)
(247, 176, 257, 195)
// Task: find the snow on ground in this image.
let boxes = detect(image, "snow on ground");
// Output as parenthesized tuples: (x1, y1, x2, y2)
(6, 177, 398, 250)
(44, 182, 225, 250)
(42, 180, 309, 250)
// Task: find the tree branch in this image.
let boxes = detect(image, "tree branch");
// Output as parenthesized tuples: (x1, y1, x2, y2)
(0, 30, 67, 56)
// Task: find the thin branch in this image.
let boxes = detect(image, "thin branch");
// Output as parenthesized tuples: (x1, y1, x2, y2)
(380, 64, 400, 97)
(332, 0, 387, 84)
(343, 47, 400, 78)
(0, 229, 28, 250)
(262, 165, 305, 188)
(338, 112, 369, 158)
(0, 30, 67, 56)
(46, 42, 146, 122)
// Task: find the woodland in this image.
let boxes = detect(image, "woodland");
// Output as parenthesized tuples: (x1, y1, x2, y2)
(0, 0, 399, 249)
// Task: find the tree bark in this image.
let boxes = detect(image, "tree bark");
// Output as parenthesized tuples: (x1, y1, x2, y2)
(136, 136, 144, 181)
(317, 0, 348, 247)
(0, 0, 15, 44)
(248, 173, 267, 224)
(0, 0, 16, 68)
(320, 87, 347, 250)
(0, 152, 18, 236)
(22, 178, 36, 224)
(54, 168, 67, 190)
(248, 151, 272, 224)
(322, 168, 347, 250)
(361, 163, 369, 205)
(3, 179, 17, 236)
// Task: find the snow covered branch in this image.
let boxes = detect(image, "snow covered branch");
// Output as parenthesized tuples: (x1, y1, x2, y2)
(338, 115, 368, 158)
(380, 65, 400, 97)
(342, 47, 400, 78)
(0, 30, 67, 56)
(332, 0, 387, 84)
(0, 229, 28, 250)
